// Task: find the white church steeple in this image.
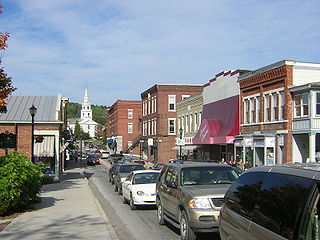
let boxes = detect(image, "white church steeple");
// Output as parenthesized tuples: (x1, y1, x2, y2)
(81, 88, 92, 120)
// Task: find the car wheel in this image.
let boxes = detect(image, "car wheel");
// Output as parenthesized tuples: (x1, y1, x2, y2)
(157, 200, 165, 225)
(130, 194, 136, 210)
(118, 187, 122, 195)
(122, 196, 128, 204)
(180, 210, 196, 240)
(114, 184, 118, 192)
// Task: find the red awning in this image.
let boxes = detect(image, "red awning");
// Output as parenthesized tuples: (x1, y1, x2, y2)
(193, 95, 239, 144)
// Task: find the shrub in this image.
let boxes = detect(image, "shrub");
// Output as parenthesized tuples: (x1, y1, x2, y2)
(0, 152, 43, 215)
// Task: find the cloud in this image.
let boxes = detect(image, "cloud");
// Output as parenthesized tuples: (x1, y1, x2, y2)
(1, 0, 320, 105)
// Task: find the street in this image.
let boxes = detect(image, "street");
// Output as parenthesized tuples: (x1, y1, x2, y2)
(84, 163, 221, 240)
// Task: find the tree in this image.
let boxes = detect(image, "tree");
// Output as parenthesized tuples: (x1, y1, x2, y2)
(0, 3, 15, 113)
(74, 121, 91, 141)
(74, 121, 82, 140)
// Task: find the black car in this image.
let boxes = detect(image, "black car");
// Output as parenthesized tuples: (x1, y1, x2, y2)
(113, 163, 146, 195)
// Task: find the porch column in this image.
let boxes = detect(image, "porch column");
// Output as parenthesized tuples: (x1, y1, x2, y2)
(309, 132, 316, 162)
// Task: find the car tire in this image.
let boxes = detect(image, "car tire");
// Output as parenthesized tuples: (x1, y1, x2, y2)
(122, 196, 128, 204)
(157, 200, 165, 225)
(114, 184, 118, 192)
(180, 210, 196, 240)
(118, 187, 122, 195)
(130, 194, 136, 210)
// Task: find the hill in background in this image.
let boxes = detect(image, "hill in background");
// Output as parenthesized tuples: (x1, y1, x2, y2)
(67, 102, 108, 125)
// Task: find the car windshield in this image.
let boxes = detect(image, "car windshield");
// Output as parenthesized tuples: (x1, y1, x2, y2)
(119, 165, 145, 173)
(88, 154, 99, 159)
(181, 167, 239, 186)
(133, 172, 160, 184)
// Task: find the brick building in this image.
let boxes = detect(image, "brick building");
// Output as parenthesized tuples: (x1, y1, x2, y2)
(0, 95, 69, 180)
(106, 100, 142, 156)
(141, 84, 203, 163)
(236, 60, 320, 167)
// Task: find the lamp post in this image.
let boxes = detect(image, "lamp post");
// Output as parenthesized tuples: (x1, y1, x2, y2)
(179, 128, 183, 160)
(29, 105, 37, 163)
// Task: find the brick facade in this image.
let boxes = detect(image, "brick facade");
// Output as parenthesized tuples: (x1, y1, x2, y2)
(141, 84, 203, 163)
(106, 100, 142, 156)
(238, 62, 295, 165)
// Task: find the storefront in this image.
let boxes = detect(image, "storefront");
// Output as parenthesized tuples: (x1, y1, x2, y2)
(234, 135, 276, 167)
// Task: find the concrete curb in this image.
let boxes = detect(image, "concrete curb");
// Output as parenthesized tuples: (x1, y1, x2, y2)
(84, 177, 119, 240)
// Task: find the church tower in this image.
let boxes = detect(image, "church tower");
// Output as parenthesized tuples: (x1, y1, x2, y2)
(81, 88, 92, 120)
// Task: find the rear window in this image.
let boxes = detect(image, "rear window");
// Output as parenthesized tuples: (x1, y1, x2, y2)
(181, 166, 239, 186)
(133, 172, 160, 184)
(119, 165, 145, 173)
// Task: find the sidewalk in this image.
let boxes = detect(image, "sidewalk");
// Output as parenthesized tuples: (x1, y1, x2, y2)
(0, 160, 119, 240)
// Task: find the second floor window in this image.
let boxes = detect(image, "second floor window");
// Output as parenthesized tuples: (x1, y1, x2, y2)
(128, 109, 133, 119)
(168, 95, 176, 111)
(128, 123, 133, 134)
(317, 93, 320, 115)
(264, 94, 271, 122)
(294, 93, 308, 117)
(168, 118, 176, 135)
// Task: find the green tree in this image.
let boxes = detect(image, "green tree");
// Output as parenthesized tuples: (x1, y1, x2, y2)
(74, 121, 91, 140)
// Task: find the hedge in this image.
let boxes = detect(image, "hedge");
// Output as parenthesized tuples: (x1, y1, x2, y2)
(0, 152, 43, 215)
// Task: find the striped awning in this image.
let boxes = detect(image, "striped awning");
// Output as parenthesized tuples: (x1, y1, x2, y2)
(34, 136, 55, 157)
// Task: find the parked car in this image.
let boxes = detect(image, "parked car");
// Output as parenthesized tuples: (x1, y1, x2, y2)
(86, 154, 101, 165)
(109, 153, 124, 164)
(219, 163, 320, 240)
(122, 170, 160, 210)
(101, 151, 110, 159)
(109, 163, 120, 184)
(133, 160, 146, 165)
(152, 163, 165, 170)
(114, 163, 146, 195)
(156, 162, 239, 240)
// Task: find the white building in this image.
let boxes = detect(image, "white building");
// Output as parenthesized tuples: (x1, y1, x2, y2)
(68, 89, 98, 138)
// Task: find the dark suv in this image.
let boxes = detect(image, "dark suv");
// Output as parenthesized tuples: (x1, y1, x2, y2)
(156, 162, 239, 240)
(219, 163, 320, 240)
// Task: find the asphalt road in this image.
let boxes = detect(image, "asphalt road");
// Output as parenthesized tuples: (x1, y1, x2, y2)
(84, 163, 221, 240)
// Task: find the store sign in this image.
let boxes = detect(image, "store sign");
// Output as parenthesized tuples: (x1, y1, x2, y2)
(254, 139, 264, 147)
(176, 138, 185, 146)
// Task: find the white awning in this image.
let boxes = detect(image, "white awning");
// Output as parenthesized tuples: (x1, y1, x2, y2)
(172, 145, 198, 151)
(34, 136, 55, 157)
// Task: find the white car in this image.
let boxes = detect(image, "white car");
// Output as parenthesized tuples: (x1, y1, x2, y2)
(122, 170, 160, 210)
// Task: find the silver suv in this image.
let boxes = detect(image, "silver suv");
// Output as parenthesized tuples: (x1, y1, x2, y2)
(156, 162, 239, 240)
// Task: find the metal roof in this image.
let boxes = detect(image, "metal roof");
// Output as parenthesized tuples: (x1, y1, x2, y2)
(0, 96, 61, 122)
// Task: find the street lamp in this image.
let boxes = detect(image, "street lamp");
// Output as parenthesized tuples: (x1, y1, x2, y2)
(179, 128, 183, 160)
(29, 105, 37, 163)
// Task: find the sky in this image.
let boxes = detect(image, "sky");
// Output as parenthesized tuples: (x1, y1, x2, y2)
(0, 0, 320, 106)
